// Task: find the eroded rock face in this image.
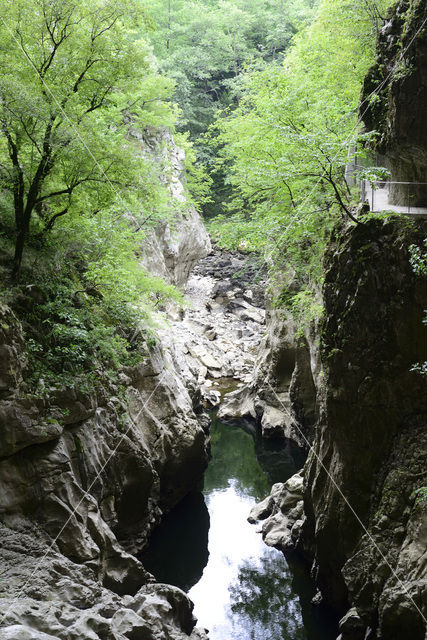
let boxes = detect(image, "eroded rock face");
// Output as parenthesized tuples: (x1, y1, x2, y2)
(248, 470, 304, 551)
(219, 304, 318, 447)
(0, 525, 206, 640)
(0, 133, 211, 639)
(300, 219, 427, 639)
(362, 0, 427, 204)
(0, 332, 209, 638)
(138, 130, 211, 287)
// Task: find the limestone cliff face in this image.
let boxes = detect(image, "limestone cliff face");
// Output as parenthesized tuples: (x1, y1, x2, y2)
(249, 218, 427, 639)
(0, 307, 209, 639)
(0, 135, 211, 640)
(136, 129, 211, 287)
(218, 305, 319, 446)
(362, 0, 427, 204)
(302, 218, 427, 639)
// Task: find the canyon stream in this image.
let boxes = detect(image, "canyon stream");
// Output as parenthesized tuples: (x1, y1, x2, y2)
(141, 412, 337, 640)
(140, 248, 338, 640)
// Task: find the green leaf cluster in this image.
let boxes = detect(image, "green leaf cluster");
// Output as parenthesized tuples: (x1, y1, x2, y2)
(208, 0, 395, 320)
(0, 0, 180, 272)
(146, 0, 317, 216)
(0, 0, 193, 390)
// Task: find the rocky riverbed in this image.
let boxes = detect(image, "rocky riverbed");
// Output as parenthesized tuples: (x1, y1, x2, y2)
(159, 247, 267, 406)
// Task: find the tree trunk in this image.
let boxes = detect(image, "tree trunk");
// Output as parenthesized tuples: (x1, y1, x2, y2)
(12, 227, 27, 277)
(12, 207, 32, 277)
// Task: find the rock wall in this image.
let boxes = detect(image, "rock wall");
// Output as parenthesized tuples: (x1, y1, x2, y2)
(0, 134, 212, 640)
(252, 218, 427, 640)
(136, 129, 211, 288)
(362, 0, 427, 205)
(249, 218, 427, 639)
(301, 217, 427, 640)
(219, 301, 319, 447)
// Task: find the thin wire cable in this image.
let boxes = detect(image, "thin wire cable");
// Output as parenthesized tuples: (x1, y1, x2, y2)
(0, 1, 425, 630)
(245, 3, 427, 293)
(265, 380, 427, 625)
(0, 13, 179, 284)
(0, 370, 168, 627)
(241, 9, 427, 272)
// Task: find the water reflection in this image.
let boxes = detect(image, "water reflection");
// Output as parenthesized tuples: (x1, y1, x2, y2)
(188, 417, 311, 639)
(140, 491, 209, 591)
(253, 429, 307, 487)
(142, 416, 337, 640)
(204, 418, 272, 499)
(189, 480, 305, 640)
(229, 550, 307, 640)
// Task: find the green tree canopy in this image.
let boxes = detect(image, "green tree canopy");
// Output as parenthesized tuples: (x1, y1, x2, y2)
(208, 0, 395, 315)
(0, 0, 176, 274)
(146, 0, 317, 216)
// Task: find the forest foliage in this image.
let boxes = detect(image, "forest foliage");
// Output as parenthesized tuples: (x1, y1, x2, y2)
(147, 0, 317, 215)
(0, 0, 397, 388)
(0, 0, 185, 390)
(147, 0, 317, 138)
(147, 0, 396, 325)
(204, 0, 395, 319)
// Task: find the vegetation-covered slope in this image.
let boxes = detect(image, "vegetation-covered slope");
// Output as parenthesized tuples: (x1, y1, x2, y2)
(0, 0, 200, 393)
(207, 0, 395, 319)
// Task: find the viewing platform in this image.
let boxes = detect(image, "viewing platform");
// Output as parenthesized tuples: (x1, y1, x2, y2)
(361, 180, 427, 217)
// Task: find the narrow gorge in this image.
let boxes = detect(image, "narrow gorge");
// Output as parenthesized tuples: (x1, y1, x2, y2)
(0, 1, 426, 640)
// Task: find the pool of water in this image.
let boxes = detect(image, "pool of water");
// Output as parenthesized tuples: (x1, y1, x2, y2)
(141, 416, 337, 640)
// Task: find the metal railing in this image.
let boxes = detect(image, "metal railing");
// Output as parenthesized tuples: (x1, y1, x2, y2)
(361, 180, 427, 216)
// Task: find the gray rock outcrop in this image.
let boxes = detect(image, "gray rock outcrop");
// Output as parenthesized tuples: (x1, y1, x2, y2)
(137, 130, 211, 287)
(248, 470, 304, 551)
(0, 524, 206, 640)
(0, 314, 209, 639)
(0, 133, 211, 639)
(218, 304, 318, 447)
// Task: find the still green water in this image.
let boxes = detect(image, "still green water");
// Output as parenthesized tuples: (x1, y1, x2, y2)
(142, 416, 337, 640)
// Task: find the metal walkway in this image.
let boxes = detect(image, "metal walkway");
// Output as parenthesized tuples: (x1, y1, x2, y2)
(362, 180, 427, 217)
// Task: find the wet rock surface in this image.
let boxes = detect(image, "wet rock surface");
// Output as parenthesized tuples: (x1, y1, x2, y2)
(248, 219, 427, 640)
(302, 219, 427, 639)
